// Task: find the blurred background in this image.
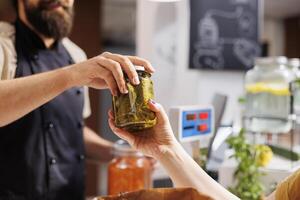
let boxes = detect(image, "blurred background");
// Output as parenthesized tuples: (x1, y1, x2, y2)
(1, 0, 300, 198)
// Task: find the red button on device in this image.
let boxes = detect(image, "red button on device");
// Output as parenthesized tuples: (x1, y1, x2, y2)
(198, 124, 208, 132)
(199, 112, 208, 120)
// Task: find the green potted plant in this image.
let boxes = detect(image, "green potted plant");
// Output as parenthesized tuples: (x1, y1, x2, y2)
(227, 129, 273, 200)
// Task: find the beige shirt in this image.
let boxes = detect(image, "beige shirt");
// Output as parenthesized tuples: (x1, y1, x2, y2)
(0, 21, 91, 118)
(275, 168, 300, 200)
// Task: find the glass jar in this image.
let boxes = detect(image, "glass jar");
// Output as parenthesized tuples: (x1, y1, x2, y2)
(244, 57, 295, 134)
(112, 69, 157, 132)
(107, 140, 152, 196)
(288, 59, 300, 116)
(287, 58, 300, 77)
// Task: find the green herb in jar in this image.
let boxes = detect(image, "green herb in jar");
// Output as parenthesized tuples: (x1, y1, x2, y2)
(112, 70, 157, 132)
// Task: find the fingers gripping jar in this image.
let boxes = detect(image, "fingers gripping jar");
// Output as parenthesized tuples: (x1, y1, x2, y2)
(107, 140, 152, 195)
(112, 68, 157, 132)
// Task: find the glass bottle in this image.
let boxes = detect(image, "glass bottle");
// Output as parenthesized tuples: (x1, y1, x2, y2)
(244, 57, 295, 134)
(112, 68, 157, 132)
(288, 58, 300, 116)
(107, 140, 152, 195)
(287, 58, 300, 77)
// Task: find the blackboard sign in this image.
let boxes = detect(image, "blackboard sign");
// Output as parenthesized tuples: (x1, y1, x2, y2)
(189, 0, 261, 70)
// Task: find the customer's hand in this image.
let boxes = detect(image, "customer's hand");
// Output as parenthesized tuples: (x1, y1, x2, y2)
(70, 52, 155, 96)
(109, 102, 241, 200)
(108, 100, 177, 158)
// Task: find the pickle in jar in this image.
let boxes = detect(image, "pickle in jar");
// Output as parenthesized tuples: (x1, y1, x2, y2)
(112, 70, 157, 132)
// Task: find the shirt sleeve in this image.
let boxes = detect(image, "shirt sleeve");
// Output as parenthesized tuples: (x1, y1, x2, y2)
(62, 38, 91, 119)
(275, 168, 300, 200)
(83, 86, 92, 119)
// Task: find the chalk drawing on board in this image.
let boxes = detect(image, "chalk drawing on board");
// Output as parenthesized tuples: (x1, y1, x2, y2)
(233, 38, 260, 67)
(238, 11, 255, 36)
(192, 16, 224, 69)
(230, 0, 257, 9)
(193, 47, 225, 69)
(192, 6, 259, 69)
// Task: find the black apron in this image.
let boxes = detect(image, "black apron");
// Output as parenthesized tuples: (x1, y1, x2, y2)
(0, 21, 86, 200)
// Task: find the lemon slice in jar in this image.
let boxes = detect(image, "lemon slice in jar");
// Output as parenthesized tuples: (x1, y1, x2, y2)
(246, 82, 290, 96)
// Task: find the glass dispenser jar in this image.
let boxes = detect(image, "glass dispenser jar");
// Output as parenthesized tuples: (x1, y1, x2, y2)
(244, 57, 295, 134)
(287, 58, 300, 76)
(107, 140, 152, 195)
(112, 68, 157, 132)
(288, 58, 300, 116)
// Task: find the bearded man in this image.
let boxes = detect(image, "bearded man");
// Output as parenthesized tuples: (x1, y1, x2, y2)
(0, 0, 155, 199)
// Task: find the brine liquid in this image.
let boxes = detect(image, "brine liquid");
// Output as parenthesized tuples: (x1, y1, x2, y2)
(245, 92, 292, 134)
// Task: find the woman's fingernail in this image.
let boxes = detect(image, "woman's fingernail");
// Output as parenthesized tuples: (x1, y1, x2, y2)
(149, 99, 156, 104)
(133, 76, 140, 85)
(122, 86, 128, 93)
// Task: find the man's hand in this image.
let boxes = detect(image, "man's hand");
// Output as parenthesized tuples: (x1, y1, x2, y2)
(108, 100, 177, 158)
(70, 52, 155, 96)
(0, 52, 154, 126)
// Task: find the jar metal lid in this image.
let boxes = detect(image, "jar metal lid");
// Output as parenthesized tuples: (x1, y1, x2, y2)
(112, 139, 143, 157)
(288, 58, 300, 68)
(135, 65, 145, 71)
(123, 67, 152, 80)
(255, 56, 288, 66)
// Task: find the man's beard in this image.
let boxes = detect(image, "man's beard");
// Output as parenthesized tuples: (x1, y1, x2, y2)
(24, 0, 74, 40)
